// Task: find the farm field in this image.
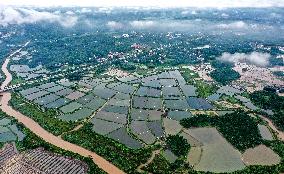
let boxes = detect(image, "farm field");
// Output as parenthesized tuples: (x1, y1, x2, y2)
(0, 144, 89, 174)
(242, 145, 281, 166)
(186, 127, 245, 173)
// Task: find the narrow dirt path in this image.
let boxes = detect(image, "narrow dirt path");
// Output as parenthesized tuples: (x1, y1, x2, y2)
(137, 149, 161, 173)
(260, 115, 284, 141)
(0, 50, 125, 174)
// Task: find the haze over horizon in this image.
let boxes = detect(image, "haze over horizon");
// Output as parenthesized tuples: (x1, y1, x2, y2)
(0, 0, 284, 8)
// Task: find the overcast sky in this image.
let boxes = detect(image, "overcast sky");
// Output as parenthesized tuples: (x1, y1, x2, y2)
(0, 0, 283, 8)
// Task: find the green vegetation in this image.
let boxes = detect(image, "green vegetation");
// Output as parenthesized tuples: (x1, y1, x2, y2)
(195, 80, 218, 98)
(210, 68, 240, 85)
(62, 123, 152, 173)
(142, 154, 171, 173)
(10, 93, 78, 136)
(250, 90, 284, 131)
(166, 135, 190, 157)
(180, 68, 218, 98)
(180, 111, 262, 151)
(10, 72, 25, 85)
(180, 68, 199, 83)
(210, 60, 240, 85)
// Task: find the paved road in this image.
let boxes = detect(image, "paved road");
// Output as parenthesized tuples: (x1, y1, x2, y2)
(0, 49, 125, 174)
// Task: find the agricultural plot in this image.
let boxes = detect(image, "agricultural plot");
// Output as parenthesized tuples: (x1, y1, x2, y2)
(243, 101, 259, 110)
(0, 148, 89, 174)
(164, 98, 189, 110)
(162, 87, 183, 99)
(187, 146, 202, 166)
(58, 108, 93, 121)
(146, 121, 164, 138)
(142, 79, 161, 88)
(19, 87, 41, 96)
(159, 79, 177, 87)
(130, 121, 156, 144)
(92, 84, 117, 99)
(145, 98, 162, 110)
(91, 118, 124, 135)
(54, 88, 74, 96)
(113, 92, 130, 100)
(163, 118, 182, 135)
(76, 94, 96, 105)
(162, 149, 178, 163)
(24, 90, 49, 101)
(207, 93, 221, 102)
(134, 97, 162, 110)
(93, 111, 127, 124)
(102, 105, 128, 115)
(158, 71, 172, 79)
(66, 91, 85, 100)
(84, 97, 106, 111)
(131, 109, 148, 120)
(187, 97, 214, 110)
(117, 76, 141, 84)
(45, 85, 65, 93)
(167, 111, 192, 121)
(60, 102, 82, 113)
(136, 87, 161, 97)
(37, 82, 57, 89)
(44, 98, 70, 109)
(112, 83, 136, 94)
(180, 131, 202, 147)
(132, 96, 147, 108)
(242, 145, 280, 166)
(0, 143, 18, 167)
(0, 118, 25, 143)
(235, 95, 251, 103)
(187, 127, 245, 173)
(33, 94, 60, 106)
(0, 118, 11, 126)
(130, 109, 162, 121)
(169, 70, 186, 85)
(180, 85, 197, 97)
(79, 78, 102, 88)
(107, 98, 130, 107)
(148, 110, 163, 121)
(0, 127, 17, 142)
(258, 125, 273, 141)
(107, 127, 143, 149)
(217, 86, 242, 96)
(7, 125, 25, 141)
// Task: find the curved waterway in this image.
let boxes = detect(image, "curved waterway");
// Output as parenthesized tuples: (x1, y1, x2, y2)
(0, 56, 125, 174)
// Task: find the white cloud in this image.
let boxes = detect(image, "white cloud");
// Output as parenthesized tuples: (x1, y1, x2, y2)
(218, 21, 248, 29)
(129, 21, 155, 29)
(218, 52, 271, 67)
(80, 8, 92, 13)
(0, 7, 78, 27)
(106, 21, 123, 29)
(1, 0, 283, 8)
